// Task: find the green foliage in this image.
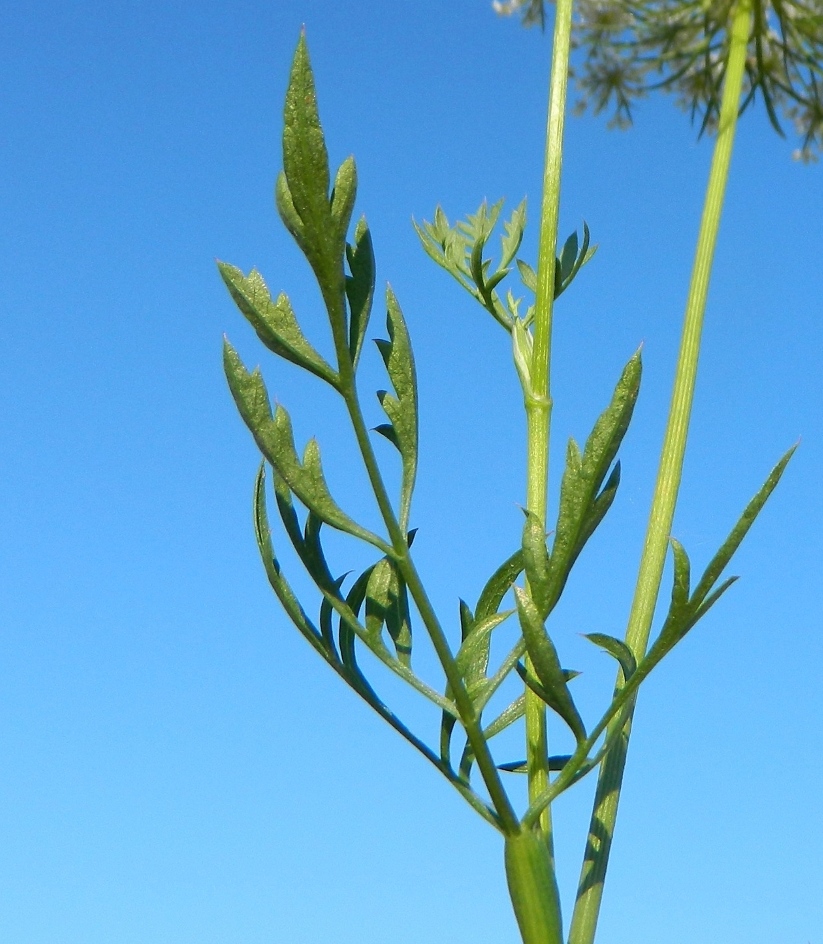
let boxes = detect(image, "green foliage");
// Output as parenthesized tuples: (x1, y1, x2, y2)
(416, 200, 597, 333)
(374, 289, 418, 530)
(221, 21, 802, 944)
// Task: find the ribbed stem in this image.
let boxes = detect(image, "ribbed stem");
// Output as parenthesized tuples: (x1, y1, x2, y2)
(523, 0, 574, 849)
(567, 4, 754, 943)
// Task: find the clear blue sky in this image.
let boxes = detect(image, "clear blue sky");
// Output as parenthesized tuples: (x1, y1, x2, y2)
(1, 2, 821, 942)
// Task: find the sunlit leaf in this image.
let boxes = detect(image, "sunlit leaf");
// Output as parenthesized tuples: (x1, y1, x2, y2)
(514, 587, 586, 742)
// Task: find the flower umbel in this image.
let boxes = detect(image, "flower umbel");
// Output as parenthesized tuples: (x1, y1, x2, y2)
(495, 0, 823, 159)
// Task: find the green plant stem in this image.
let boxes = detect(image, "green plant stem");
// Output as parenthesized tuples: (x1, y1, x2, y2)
(338, 374, 520, 835)
(523, 0, 573, 848)
(567, 3, 753, 942)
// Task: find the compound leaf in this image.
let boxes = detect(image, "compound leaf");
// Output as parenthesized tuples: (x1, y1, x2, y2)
(224, 340, 387, 550)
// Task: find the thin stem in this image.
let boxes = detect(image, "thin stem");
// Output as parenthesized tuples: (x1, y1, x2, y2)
(523, 0, 574, 846)
(339, 375, 520, 835)
(567, 4, 753, 943)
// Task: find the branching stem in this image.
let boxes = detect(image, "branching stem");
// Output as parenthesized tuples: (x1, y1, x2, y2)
(339, 359, 520, 835)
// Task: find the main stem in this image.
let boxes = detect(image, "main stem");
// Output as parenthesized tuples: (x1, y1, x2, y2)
(524, 0, 573, 848)
(567, 4, 753, 943)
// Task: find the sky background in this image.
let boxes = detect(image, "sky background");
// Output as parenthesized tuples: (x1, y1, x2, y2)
(1, 1, 821, 942)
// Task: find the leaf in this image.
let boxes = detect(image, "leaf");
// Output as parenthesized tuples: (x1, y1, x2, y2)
(517, 259, 537, 293)
(319, 573, 347, 655)
(345, 217, 375, 369)
(277, 34, 351, 340)
(252, 464, 328, 659)
(475, 549, 524, 622)
(522, 511, 551, 616)
(365, 557, 412, 666)
(579, 349, 642, 497)
(301, 511, 337, 590)
(554, 222, 597, 299)
(512, 318, 534, 396)
(690, 445, 797, 608)
(483, 693, 526, 739)
(224, 341, 388, 550)
(217, 263, 338, 386)
(330, 155, 357, 246)
(337, 564, 374, 671)
(573, 461, 621, 555)
(514, 587, 586, 742)
(670, 538, 691, 616)
(498, 755, 572, 774)
(415, 201, 515, 331)
(584, 632, 637, 680)
(547, 350, 642, 608)
(558, 230, 578, 286)
(375, 288, 418, 530)
(440, 708, 458, 769)
(500, 199, 527, 269)
(456, 608, 515, 698)
(515, 661, 579, 701)
(648, 445, 797, 669)
(373, 423, 399, 448)
(281, 33, 338, 277)
(274, 171, 304, 246)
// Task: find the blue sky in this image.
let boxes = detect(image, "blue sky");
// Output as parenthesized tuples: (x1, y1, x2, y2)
(1, 2, 821, 942)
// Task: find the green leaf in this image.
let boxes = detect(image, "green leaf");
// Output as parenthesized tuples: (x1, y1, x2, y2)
(522, 511, 551, 616)
(337, 564, 374, 673)
(670, 538, 691, 616)
(584, 632, 637, 679)
(373, 423, 399, 449)
(217, 263, 338, 386)
(558, 229, 578, 287)
(515, 661, 579, 700)
(517, 259, 537, 293)
(547, 350, 642, 608)
(692, 575, 738, 623)
(690, 445, 797, 608)
(345, 217, 375, 369)
(274, 171, 304, 246)
(365, 558, 413, 666)
(500, 199, 527, 269)
(499, 755, 572, 774)
(483, 693, 526, 739)
(475, 549, 525, 622)
(579, 349, 642, 496)
(573, 461, 621, 555)
(648, 445, 796, 669)
(301, 511, 337, 590)
(375, 288, 418, 530)
(514, 587, 586, 742)
(319, 574, 347, 656)
(554, 222, 597, 299)
(224, 340, 388, 551)
(281, 33, 337, 274)
(415, 201, 515, 331)
(252, 464, 329, 660)
(440, 708, 458, 769)
(456, 607, 515, 698)
(330, 155, 357, 246)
